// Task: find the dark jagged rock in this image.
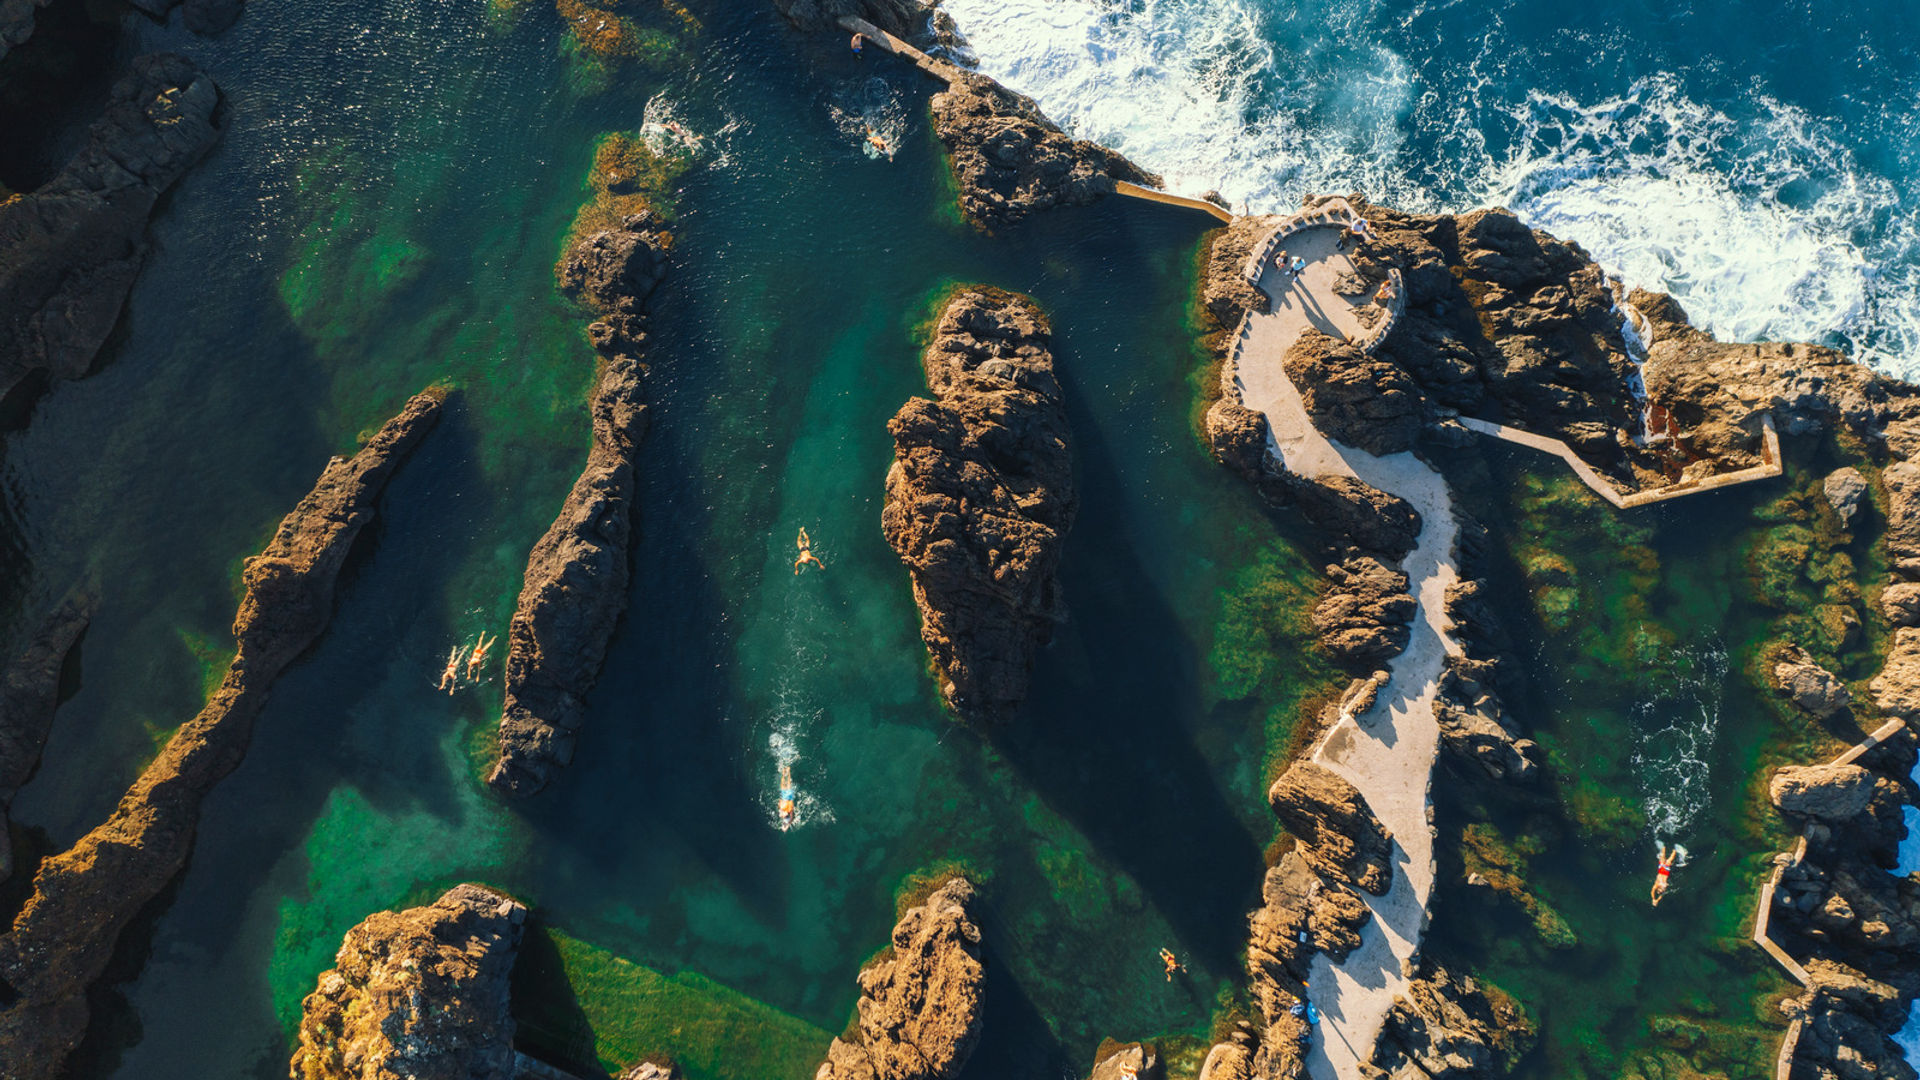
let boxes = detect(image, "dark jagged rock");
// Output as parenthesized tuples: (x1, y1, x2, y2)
(0, 389, 445, 1080)
(0, 592, 93, 884)
(0, 53, 220, 405)
(882, 287, 1075, 723)
(816, 877, 985, 1080)
(1311, 555, 1413, 667)
(1435, 661, 1538, 785)
(0, 0, 54, 60)
(289, 883, 526, 1080)
(1368, 962, 1535, 1079)
(1773, 648, 1851, 719)
(1783, 960, 1918, 1080)
(1870, 628, 1920, 721)
(125, 0, 244, 34)
(1282, 473, 1421, 560)
(488, 211, 668, 798)
(1200, 217, 1273, 329)
(772, 0, 925, 37)
(1267, 760, 1393, 896)
(1282, 330, 1424, 456)
(929, 73, 1161, 229)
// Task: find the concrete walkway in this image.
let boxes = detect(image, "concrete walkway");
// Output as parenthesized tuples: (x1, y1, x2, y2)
(1225, 222, 1461, 1080)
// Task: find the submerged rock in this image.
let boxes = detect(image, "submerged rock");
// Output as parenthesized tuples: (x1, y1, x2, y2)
(0, 592, 93, 884)
(0, 54, 221, 406)
(816, 877, 985, 1080)
(0, 389, 445, 1080)
(490, 211, 668, 798)
(882, 287, 1075, 723)
(1267, 760, 1394, 896)
(771, 0, 925, 37)
(929, 73, 1161, 229)
(289, 883, 526, 1080)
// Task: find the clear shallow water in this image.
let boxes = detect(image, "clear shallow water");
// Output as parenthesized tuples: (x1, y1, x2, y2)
(0, 2, 1342, 1077)
(939, 0, 1920, 375)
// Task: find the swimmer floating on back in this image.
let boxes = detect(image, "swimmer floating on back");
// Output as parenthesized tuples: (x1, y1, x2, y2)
(1650, 841, 1688, 906)
(794, 527, 825, 575)
(466, 632, 495, 680)
(778, 763, 799, 831)
(438, 645, 462, 694)
(1159, 948, 1185, 981)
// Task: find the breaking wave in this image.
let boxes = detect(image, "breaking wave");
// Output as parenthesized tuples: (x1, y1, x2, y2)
(939, 0, 1920, 375)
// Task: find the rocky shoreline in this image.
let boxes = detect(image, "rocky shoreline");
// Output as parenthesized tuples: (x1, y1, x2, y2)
(0, 590, 92, 884)
(882, 286, 1075, 723)
(0, 387, 445, 1080)
(0, 51, 220, 408)
(487, 179, 670, 797)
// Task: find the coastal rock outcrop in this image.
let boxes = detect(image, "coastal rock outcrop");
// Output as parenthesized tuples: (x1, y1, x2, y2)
(0, 388, 445, 1080)
(1267, 760, 1394, 896)
(1770, 764, 1877, 824)
(0, 53, 220, 405)
(1087, 1043, 1162, 1080)
(882, 287, 1074, 722)
(1782, 960, 1917, 1080)
(1881, 583, 1920, 628)
(1282, 330, 1423, 456)
(1824, 467, 1869, 529)
(0, 592, 92, 884)
(929, 73, 1161, 229)
(1368, 963, 1534, 1079)
(489, 208, 667, 798)
(1869, 628, 1920, 721)
(816, 877, 985, 1080)
(1772, 650, 1851, 719)
(289, 883, 527, 1080)
(1311, 555, 1413, 667)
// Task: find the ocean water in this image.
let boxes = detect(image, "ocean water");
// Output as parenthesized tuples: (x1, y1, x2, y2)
(939, 0, 1920, 375)
(0, 2, 1345, 1077)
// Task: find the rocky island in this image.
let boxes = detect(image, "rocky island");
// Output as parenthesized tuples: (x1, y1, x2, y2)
(882, 286, 1075, 723)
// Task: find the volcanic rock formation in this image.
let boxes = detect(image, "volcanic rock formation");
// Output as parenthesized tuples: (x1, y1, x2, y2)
(0, 388, 445, 1080)
(290, 883, 527, 1080)
(0, 592, 92, 884)
(1283, 329, 1424, 456)
(488, 207, 668, 797)
(882, 286, 1075, 722)
(929, 73, 1161, 229)
(1267, 760, 1394, 897)
(0, 53, 220, 405)
(815, 877, 986, 1080)
(1311, 555, 1415, 668)
(1368, 962, 1535, 1079)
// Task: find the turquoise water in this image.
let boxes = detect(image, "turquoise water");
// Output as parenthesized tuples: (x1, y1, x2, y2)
(0, 2, 1342, 1076)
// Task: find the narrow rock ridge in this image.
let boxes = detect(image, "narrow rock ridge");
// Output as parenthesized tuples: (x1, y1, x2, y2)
(0, 591, 94, 884)
(0, 387, 446, 1080)
(882, 286, 1075, 723)
(929, 73, 1163, 230)
(0, 53, 221, 405)
(1268, 760, 1395, 898)
(1434, 520, 1537, 785)
(816, 877, 985, 1080)
(289, 883, 526, 1080)
(488, 207, 668, 797)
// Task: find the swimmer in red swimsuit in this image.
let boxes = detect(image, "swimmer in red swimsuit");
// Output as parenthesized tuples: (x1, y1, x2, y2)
(1651, 841, 1686, 906)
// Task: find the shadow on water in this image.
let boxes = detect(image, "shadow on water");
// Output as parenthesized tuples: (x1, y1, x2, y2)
(956, 900, 1072, 1080)
(992, 365, 1266, 977)
(511, 920, 614, 1079)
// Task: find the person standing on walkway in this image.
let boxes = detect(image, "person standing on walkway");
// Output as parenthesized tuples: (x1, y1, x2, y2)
(1289, 254, 1306, 279)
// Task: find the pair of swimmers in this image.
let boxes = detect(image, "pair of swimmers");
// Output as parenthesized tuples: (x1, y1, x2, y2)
(437, 632, 495, 694)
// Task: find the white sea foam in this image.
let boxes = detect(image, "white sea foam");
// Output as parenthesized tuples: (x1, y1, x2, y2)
(1630, 644, 1728, 841)
(940, 0, 1920, 375)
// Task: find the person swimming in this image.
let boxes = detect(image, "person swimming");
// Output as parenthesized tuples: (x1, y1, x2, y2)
(1650, 841, 1688, 906)
(466, 632, 495, 680)
(794, 527, 825, 574)
(438, 645, 461, 693)
(1159, 948, 1185, 981)
(778, 763, 799, 830)
(865, 128, 892, 157)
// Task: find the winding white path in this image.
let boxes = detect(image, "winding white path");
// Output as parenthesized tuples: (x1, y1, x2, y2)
(1223, 222, 1461, 1080)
